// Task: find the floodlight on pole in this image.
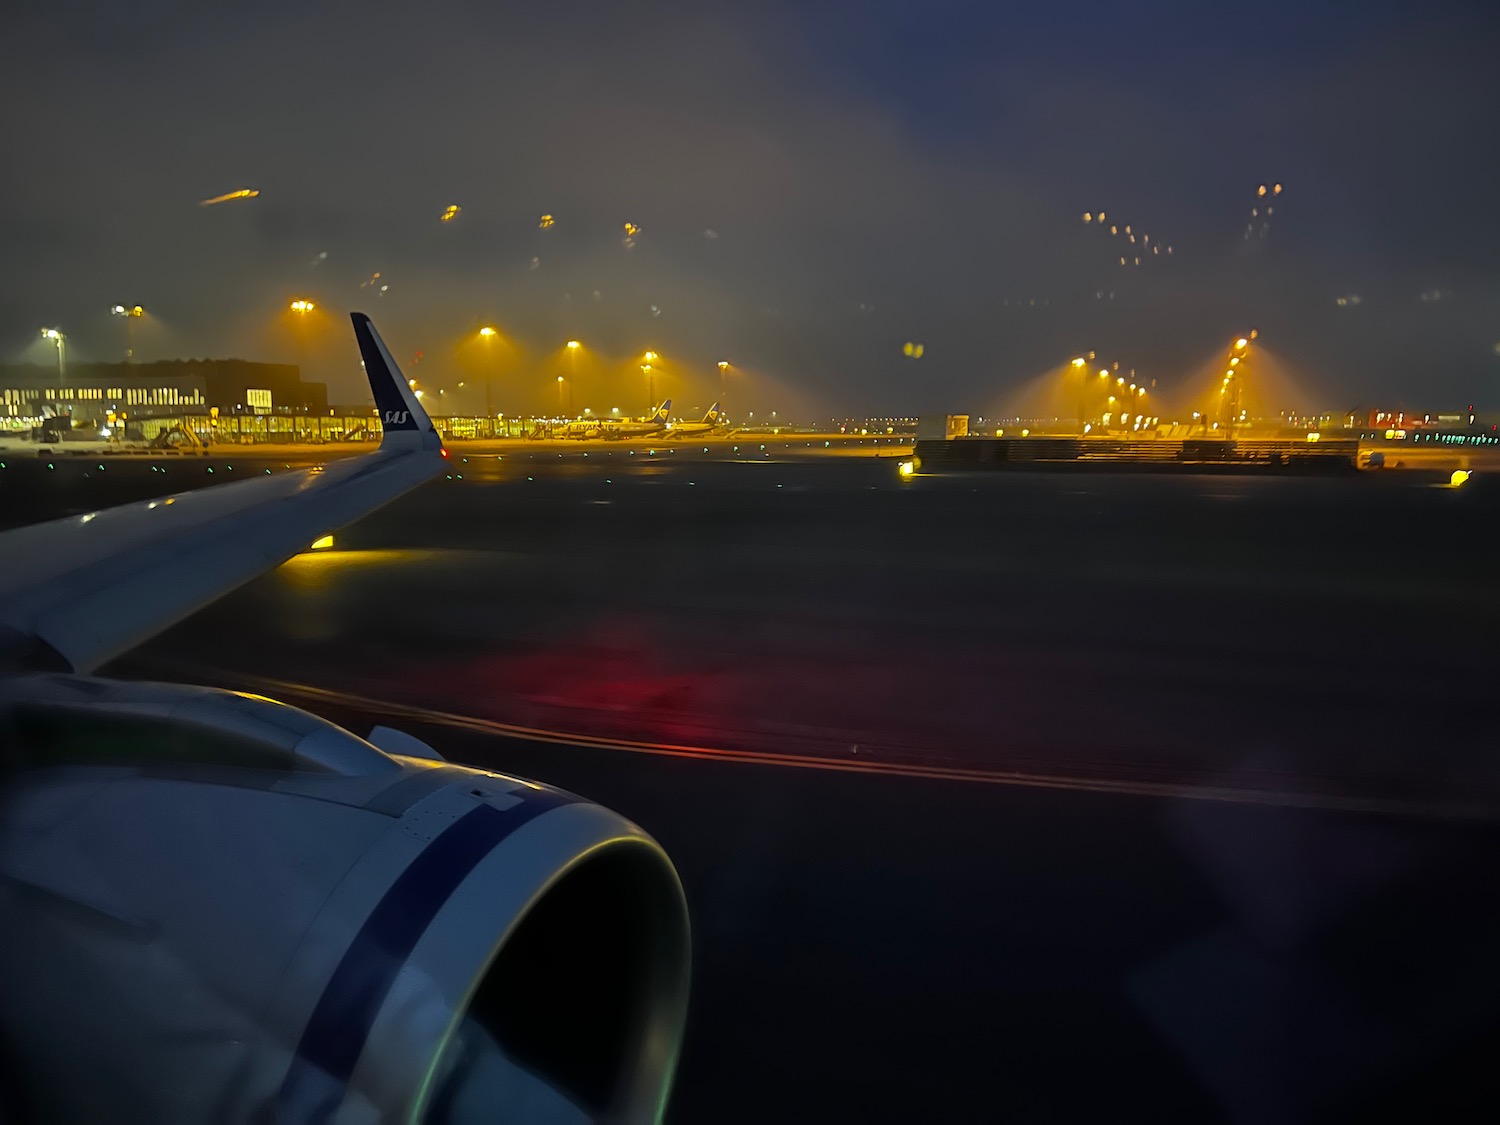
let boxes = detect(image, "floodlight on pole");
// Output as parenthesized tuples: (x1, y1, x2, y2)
(40, 327, 66, 383)
(478, 328, 500, 424)
(111, 304, 144, 361)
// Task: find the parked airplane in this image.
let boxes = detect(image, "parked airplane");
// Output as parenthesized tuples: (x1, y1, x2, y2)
(598, 401, 670, 441)
(0, 313, 689, 1124)
(666, 403, 724, 437)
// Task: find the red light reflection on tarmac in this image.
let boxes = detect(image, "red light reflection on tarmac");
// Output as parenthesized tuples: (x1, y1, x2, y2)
(403, 633, 742, 750)
(232, 675, 1488, 822)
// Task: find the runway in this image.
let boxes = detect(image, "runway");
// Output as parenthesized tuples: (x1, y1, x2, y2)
(23, 445, 1500, 1120)
(152, 670, 1496, 823)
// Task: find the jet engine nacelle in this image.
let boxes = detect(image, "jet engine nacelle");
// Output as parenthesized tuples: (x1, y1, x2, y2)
(0, 675, 690, 1124)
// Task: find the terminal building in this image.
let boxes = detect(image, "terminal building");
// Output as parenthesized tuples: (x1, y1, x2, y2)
(0, 359, 334, 443)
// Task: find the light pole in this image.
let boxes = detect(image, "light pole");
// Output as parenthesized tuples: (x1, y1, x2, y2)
(557, 375, 567, 416)
(1070, 357, 1087, 435)
(478, 326, 498, 432)
(1220, 334, 1253, 438)
(111, 304, 144, 361)
(40, 328, 66, 385)
(642, 352, 659, 411)
(717, 360, 729, 410)
(564, 340, 584, 426)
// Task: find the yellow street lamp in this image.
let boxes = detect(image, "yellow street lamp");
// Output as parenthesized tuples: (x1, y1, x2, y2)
(1235, 337, 1249, 349)
(290, 299, 315, 313)
(112, 304, 145, 362)
(1078, 366, 1110, 436)
(477, 327, 501, 426)
(566, 340, 581, 351)
(40, 327, 66, 383)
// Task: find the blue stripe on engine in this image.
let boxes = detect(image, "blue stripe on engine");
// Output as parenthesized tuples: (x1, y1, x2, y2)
(277, 790, 571, 1118)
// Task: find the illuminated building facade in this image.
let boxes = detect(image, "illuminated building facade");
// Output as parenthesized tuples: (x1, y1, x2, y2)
(0, 359, 327, 425)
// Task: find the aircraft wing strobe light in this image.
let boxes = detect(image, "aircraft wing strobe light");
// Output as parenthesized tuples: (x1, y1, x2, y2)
(0, 314, 690, 1124)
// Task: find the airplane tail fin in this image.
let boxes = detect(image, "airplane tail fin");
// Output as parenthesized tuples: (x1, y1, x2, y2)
(702, 402, 720, 423)
(653, 400, 671, 423)
(351, 312, 443, 453)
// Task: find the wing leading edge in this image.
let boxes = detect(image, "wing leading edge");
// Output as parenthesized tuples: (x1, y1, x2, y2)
(0, 314, 445, 674)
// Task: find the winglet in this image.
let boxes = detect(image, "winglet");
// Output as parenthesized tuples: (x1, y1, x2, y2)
(351, 312, 443, 452)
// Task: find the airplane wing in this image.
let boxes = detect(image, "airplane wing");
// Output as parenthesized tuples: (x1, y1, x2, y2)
(0, 312, 446, 675)
(0, 312, 690, 1123)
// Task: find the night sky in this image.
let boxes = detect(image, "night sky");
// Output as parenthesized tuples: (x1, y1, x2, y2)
(3, 0, 1498, 417)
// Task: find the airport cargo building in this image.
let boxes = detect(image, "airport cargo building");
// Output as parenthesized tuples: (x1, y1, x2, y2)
(0, 359, 352, 443)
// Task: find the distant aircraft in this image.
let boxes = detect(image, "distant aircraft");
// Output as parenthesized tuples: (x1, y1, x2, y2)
(599, 400, 671, 440)
(559, 417, 603, 440)
(0, 314, 689, 1124)
(666, 402, 725, 437)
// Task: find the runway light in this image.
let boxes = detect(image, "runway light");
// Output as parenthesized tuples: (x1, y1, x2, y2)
(898, 460, 915, 478)
(1450, 470, 1471, 487)
(1306, 432, 1321, 442)
(309, 535, 335, 551)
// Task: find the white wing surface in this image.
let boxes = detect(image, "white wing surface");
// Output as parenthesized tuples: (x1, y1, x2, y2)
(0, 313, 445, 674)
